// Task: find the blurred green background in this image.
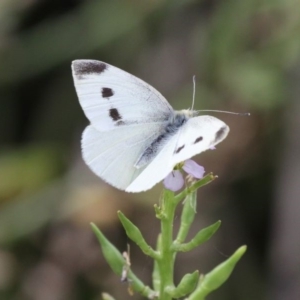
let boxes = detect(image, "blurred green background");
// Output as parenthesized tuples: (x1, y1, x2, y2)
(0, 0, 299, 299)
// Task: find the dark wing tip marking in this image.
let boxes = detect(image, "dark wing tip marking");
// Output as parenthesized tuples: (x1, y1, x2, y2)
(175, 145, 185, 154)
(194, 136, 203, 144)
(109, 108, 122, 121)
(102, 87, 114, 98)
(214, 126, 227, 143)
(73, 61, 107, 77)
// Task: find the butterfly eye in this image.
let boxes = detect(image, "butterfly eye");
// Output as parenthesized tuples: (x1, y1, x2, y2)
(194, 136, 203, 144)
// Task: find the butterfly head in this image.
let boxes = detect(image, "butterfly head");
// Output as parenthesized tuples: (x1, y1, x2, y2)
(180, 109, 198, 118)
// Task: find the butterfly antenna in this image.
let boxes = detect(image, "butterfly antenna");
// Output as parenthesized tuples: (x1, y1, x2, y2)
(198, 110, 250, 116)
(191, 76, 250, 116)
(192, 75, 196, 110)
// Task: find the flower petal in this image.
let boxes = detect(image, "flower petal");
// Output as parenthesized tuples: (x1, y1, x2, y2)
(210, 146, 216, 150)
(183, 160, 205, 179)
(163, 170, 184, 191)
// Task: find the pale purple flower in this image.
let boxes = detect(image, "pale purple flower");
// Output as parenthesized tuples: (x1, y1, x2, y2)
(210, 146, 216, 150)
(163, 160, 205, 191)
(183, 159, 205, 179)
(163, 170, 184, 192)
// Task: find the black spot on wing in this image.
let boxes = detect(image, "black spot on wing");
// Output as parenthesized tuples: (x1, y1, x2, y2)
(175, 145, 185, 154)
(109, 108, 122, 121)
(194, 136, 203, 144)
(73, 61, 107, 78)
(214, 126, 227, 143)
(102, 87, 114, 98)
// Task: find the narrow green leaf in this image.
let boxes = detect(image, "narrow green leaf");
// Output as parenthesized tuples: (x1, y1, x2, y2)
(175, 191, 197, 244)
(91, 223, 124, 275)
(91, 223, 156, 298)
(118, 211, 159, 259)
(173, 221, 221, 252)
(188, 246, 247, 300)
(166, 271, 199, 298)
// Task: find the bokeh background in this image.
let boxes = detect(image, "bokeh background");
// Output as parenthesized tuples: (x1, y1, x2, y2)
(0, 0, 300, 299)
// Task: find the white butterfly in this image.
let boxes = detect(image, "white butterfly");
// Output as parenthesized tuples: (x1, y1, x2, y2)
(71, 60, 229, 192)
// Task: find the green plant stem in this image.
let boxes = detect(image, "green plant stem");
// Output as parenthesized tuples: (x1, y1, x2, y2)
(156, 191, 177, 300)
(175, 173, 216, 204)
(153, 234, 162, 292)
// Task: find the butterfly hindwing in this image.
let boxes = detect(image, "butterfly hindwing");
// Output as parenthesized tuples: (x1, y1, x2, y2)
(72, 60, 173, 131)
(127, 133, 178, 192)
(81, 122, 167, 190)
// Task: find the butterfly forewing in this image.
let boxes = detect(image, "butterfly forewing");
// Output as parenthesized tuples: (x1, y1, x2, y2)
(170, 115, 230, 165)
(82, 123, 167, 190)
(72, 60, 173, 132)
